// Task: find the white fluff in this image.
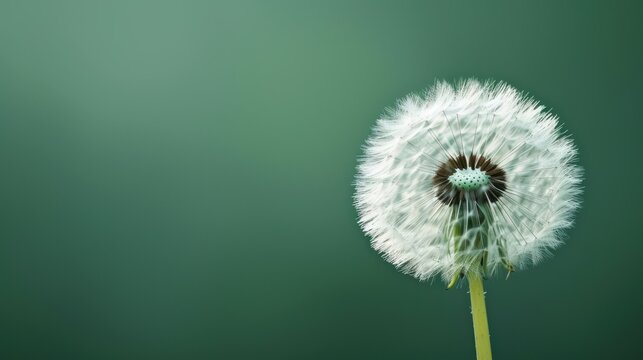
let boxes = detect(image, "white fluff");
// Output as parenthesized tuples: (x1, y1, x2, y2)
(355, 80, 582, 283)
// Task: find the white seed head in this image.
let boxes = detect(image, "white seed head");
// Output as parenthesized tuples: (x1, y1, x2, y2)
(354, 79, 583, 283)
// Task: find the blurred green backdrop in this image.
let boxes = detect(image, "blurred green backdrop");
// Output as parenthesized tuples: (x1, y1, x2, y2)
(1, 1, 642, 359)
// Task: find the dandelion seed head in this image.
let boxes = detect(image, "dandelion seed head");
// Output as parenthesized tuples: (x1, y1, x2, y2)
(354, 79, 583, 282)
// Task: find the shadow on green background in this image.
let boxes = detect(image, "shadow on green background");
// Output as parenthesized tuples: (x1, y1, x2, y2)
(1, 1, 641, 359)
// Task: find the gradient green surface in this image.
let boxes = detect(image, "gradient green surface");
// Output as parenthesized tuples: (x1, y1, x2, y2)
(1, 1, 641, 359)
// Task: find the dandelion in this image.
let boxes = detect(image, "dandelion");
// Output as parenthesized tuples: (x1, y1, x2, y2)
(354, 79, 582, 359)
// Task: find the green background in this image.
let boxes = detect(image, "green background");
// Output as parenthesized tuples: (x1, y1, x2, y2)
(1, 1, 641, 359)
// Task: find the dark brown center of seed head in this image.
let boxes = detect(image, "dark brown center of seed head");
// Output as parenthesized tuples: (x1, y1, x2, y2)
(432, 154, 507, 206)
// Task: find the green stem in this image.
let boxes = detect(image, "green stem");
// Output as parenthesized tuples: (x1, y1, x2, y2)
(467, 274, 492, 360)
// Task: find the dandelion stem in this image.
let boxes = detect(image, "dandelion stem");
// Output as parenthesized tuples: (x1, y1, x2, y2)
(467, 274, 492, 360)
